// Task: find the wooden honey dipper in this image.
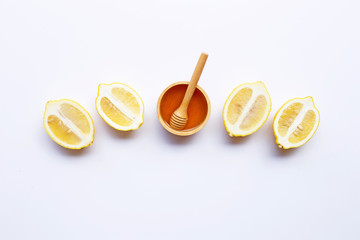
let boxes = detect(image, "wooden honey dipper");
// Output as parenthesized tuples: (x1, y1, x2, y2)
(169, 53, 208, 130)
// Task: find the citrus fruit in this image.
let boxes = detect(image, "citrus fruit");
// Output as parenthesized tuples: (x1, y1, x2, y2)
(95, 82, 144, 131)
(273, 96, 320, 149)
(43, 99, 95, 149)
(223, 81, 272, 136)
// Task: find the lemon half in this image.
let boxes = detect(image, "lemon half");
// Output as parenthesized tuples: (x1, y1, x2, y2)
(273, 97, 320, 149)
(223, 81, 272, 136)
(43, 99, 95, 149)
(95, 82, 144, 131)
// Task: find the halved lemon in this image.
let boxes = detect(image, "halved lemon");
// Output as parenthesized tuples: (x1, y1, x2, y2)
(223, 81, 272, 136)
(43, 99, 95, 149)
(273, 97, 320, 149)
(95, 82, 144, 131)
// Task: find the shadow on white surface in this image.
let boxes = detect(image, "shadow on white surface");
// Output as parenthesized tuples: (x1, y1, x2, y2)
(274, 147, 299, 157)
(156, 122, 196, 145)
(101, 121, 137, 139)
(225, 133, 252, 145)
(45, 137, 92, 157)
(55, 145, 91, 157)
(261, 119, 300, 158)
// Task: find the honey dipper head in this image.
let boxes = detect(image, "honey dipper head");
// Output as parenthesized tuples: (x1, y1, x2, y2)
(169, 110, 188, 130)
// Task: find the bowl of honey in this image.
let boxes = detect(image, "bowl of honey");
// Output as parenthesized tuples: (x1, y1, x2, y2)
(157, 81, 211, 136)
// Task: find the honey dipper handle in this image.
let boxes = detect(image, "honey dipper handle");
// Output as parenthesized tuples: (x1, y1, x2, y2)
(179, 53, 208, 110)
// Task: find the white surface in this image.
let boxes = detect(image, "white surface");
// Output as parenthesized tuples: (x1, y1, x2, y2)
(0, 0, 359, 239)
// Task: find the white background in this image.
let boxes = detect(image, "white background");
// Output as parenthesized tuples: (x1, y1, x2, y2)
(0, 0, 359, 239)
